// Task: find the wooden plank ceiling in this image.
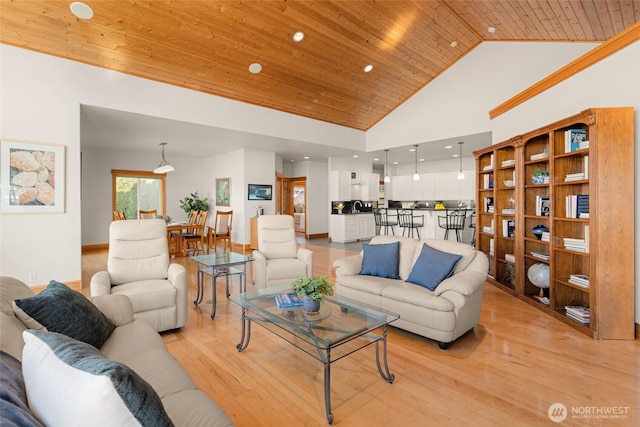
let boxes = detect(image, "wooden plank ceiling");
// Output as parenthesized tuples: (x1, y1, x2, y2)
(1, 1, 638, 131)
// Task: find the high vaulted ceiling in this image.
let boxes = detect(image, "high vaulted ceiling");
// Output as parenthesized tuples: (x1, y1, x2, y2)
(2, 1, 639, 132)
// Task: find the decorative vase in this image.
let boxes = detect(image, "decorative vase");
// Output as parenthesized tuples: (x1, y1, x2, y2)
(302, 296, 320, 313)
(532, 175, 545, 184)
(532, 225, 549, 240)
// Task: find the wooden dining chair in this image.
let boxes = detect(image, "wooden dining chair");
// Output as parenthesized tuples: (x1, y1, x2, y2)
(138, 209, 157, 219)
(182, 210, 209, 255)
(207, 210, 233, 251)
(113, 211, 126, 221)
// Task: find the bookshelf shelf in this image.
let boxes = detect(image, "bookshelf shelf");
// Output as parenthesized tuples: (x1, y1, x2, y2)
(474, 107, 634, 340)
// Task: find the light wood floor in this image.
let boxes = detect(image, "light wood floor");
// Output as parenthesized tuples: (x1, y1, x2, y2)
(81, 241, 639, 427)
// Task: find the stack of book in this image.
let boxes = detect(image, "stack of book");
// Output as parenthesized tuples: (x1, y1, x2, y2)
(564, 129, 589, 153)
(565, 305, 590, 324)
(275, 293, 303, 308)
(501, 159, 516, 167)
(535, 195, 550, 216)
(502, 208, 515, 214)
(483, 154, 494, 171)
(563, 237, 588, 252)
(483, 174, 494, 189)
(502, 219, 515, 238)
(541, 231, 550, 242)
(484, 197, 494, 213)
(564, 172, 585, 182)
(568, 274, 590, 289)
(530, 251, 550, 261)
(530, 152, 548, 161)
(505, 253, 515, 262)
(565, 194, 589, 218)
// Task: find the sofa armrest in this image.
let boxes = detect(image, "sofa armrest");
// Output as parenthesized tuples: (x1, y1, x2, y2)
(434, 270, 487, 297)
(90, 294, 134, 327)
(296, 248, 314, 277)
(333, 254, 363, 277)
(90, 271, 112, 296)
(168, 263, 188, 328)
(252, 250, 267, 289)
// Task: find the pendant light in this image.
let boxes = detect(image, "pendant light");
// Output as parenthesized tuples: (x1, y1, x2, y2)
(384, 149, 391, 183)
(412, 144, 420, 181)
(153, 142, 174, 174)
(457, 141, 465, 180)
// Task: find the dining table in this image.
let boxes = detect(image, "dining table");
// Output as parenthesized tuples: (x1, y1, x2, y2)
(166, 221, 192, 257)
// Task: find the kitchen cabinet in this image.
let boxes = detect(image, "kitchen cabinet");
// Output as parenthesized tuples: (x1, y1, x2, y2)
(330, 214, 375, 243)
(330, 171, 351, 201)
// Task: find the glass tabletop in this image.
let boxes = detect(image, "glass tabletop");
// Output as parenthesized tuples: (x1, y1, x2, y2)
(190, 252, 254, 268)
(229, 285, 399, 350)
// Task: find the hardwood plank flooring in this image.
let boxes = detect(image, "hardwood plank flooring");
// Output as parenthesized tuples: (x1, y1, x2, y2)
(81, 240, 639, 426)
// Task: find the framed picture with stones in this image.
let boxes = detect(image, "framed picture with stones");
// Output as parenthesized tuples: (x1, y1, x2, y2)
(0, 140, 66, 213)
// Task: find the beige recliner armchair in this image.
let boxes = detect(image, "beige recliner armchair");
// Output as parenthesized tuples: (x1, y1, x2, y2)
(252, 215, 314, 290)
(90, 219, 188, 332)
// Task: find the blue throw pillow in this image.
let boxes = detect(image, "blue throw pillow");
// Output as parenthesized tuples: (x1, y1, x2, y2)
(406, 243, 462, 291)
(22, 330, 174, 427)
(13, 280, 115, 349)
(360, 241, 400, 279)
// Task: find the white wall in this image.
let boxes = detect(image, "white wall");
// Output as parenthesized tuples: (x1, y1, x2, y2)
(81, 147, 206, 245)
(0, 45, 360, 284)
(491, 40, 640, 322)
(367, 42, 598, 151)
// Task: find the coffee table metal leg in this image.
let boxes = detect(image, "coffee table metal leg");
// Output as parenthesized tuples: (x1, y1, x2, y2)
(236, 307, 252, 351)
(375, 325, 395, 383)
(210, 273, 218, 319)
(194, 267, 204, 306)
(323, 348, 334, 424)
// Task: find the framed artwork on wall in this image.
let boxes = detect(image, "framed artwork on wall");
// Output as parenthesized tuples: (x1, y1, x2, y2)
(215, 177, 230, 206)
(0, 140, 66, 213)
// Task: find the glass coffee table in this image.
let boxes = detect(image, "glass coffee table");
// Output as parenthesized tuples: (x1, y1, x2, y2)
(229, 286, 399, 424)
(190, 252, 254, 319)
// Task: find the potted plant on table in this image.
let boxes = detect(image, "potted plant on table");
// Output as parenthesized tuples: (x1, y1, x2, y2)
(179, 191, 209, 214)
(292, 275, 334, 313)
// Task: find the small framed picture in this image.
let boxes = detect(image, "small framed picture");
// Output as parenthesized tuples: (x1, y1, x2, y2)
(0, 140, 66, 213)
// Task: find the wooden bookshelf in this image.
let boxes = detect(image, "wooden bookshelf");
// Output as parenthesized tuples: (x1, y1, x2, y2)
(474, 107, 635, 339)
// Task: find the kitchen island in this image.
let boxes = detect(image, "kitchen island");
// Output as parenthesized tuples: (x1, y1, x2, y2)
(384, 208, 474, 243)
(329, 212, 375, 243)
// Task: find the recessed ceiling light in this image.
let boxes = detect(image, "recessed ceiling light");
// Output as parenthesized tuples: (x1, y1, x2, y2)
(70, 2, 94, 20)
(293, 31, 305, 42)
(450, 41, 458, 48)
(363, 64, 373, 73)
(419, 158, 425, 162)
(248, 63, 262, 74)
(393, 161, 398, 165)
(373, 158, 379, 161)
(303, 156, 309, 159)
(409, 148, 415, 152)
(488, 27, 496, 34)
(290, 159, 295, 162)
(445, 145, 453, 149)
(353, 155, 359, 158)
(453, 154, 459, 158)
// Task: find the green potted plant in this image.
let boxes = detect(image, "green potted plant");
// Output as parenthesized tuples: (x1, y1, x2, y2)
(532, 168, 549, 184)
(504, 264, 516, 286)
(292, 275, 334, 313)
(179, 192, 209, 214)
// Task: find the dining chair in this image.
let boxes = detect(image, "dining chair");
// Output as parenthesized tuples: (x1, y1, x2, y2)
(139, 209, 157, 219)
(397, 209, 424, 239)
(207, 210, 233, 251)
(113, 211, 126, 221)
(437, 209, 467, 242)
(182, 210, 209, 255)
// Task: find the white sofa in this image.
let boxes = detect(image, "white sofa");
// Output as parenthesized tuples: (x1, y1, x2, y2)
(333, 236, 488, 349)
(0, 276, 234, 426)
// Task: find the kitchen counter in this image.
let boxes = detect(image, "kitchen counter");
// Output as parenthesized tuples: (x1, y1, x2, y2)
(331, 211, 374, 215)
(384, 208, 474, 242)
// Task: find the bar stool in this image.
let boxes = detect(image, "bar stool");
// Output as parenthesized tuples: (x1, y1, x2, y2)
(373, 208, 397, 235)
(397, 209, 424, 239)
(437, 209, 467, 242)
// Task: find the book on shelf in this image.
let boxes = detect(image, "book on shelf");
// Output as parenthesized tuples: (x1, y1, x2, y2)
(530, 251, 550, 261)
(505, 253, 515, 262)
(483, 174, 494, 189)
(502, 208, 515, 214)
(502, 219, 515, 238)
(482, 226, 494, 234)
(564, 129, 587, 153)
(565, 194, 589, 218)
(484, 197, 494, 213)
(483, 164, 493, 171)
(501, 159, 516, 167)
(275, 293, 303, 308)
(530, 151, 549, 161)
(568, 274, 590, 289)
(565, 305, 590, 318)
(535, 195, 550, 216)
(564, 172, 585, 182)
(541, 231, 550, 242)
(489, 238, 494, 256)
(584, 155, 589, 179)
(567, 312, 590, 324)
